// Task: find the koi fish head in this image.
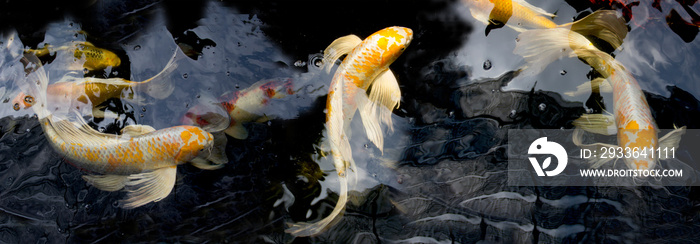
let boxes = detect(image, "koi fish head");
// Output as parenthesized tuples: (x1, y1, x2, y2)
(367, 27, 413, 67)
(181, 103, 231, 133)
(176, 126, 215, 162)
(11, 92, 34, 111)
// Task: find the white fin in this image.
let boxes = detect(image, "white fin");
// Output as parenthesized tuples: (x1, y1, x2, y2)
(322, 35, 362, 73)
(563, 10, 628, 50)
(141, 50, 184, 99)
(121, 166, 177, 208)
(48, 116, 114, 148)
(190, 157, 224, 170)
(572, 128, 619, 168)
(564, 78, 612, 97)
(369, 70, 401, 112)
(513, 0, 555, 17)
(514, 28, 579, 76)
(193, 131, 228, 168)
(514, 27, 623, 78)
(224, 124, 249, 139)
(573, 113, 617, 135)
(467, 6, 491, 27)
(286, 174, 348, 236)
(658, 126, 686, 160)
(357, 92, 392, 154)
(82, 174, 128, 191)
(121, 124, 156, 137)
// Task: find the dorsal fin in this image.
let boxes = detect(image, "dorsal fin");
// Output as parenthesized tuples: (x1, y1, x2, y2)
(322, 35, 362, 73)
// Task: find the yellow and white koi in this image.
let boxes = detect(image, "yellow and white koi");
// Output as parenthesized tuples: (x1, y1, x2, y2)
(16, 55, 224, 208)
(513, 27, 685, 170)
(286, 27, 412, 236)
(26, 41, 121, 71)
(462, 0, 628, 49)
(12, 50, 179, 117)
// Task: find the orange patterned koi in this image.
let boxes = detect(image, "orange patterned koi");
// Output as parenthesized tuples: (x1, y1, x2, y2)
(286, 27, 412, 236)
(17, 53, 224, 208)
(183, 78, 296, 139)
(514, 27, 686, 170)
(462, 0, 628, 49)
(26, 41, 121, 71)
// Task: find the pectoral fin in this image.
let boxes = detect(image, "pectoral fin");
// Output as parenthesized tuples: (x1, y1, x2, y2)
(572, 128, 619, 168)
(357, 70, 401, 153)
(573, 113, 617, 135)
(224, 124, 249, 139)
(121, 166, 177, 208)
(564, 78, 612, 97)
(190, 157, 225, 170)
(322, 35, 362, 73)
(190, 131, 228, 169)
(658, 126, 687, 160)
(82, 174, 128, 191)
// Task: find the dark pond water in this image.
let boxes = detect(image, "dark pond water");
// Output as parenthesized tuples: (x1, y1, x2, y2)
(1, 0, 700, 243)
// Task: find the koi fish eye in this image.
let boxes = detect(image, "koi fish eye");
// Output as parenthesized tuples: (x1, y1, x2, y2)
(12, 103, 19, 111)
(24, 96, 34, 105)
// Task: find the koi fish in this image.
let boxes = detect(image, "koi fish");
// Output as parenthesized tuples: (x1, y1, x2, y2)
(286, 27, 412, 236)
(462, 0, 628, 49)
(181, 78, 295, 138)
(26, 41, 121, 71)
(513, 27, 685, 170)
(11, 50, 179, 117)
(16, 54, 225, 208)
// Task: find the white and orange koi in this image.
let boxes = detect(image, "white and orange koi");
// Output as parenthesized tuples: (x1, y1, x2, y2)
(16, 54, 225, 208)
(183, 78, 296, 139)
(462, 0, 628, 49)
(11, 50, 179, 117)
(286, 27, 412, 236)
(513, 27, 685, 170)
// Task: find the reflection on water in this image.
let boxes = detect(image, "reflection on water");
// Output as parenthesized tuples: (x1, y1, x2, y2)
(1, 0, 700, 243)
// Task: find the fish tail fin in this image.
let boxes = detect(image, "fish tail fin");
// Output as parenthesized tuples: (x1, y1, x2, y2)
(322, 35, 362, 73)
(285, 174, 348, 236)
(561, 10, 628, 50)
(140, 50, 183, 99)
(514, 27, 621, 77)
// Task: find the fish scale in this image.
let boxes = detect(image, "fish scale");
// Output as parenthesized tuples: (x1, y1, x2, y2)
(42, 119, 212, 175)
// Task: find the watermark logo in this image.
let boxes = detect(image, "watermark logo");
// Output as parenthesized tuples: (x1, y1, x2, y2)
(528, 137, 568, 176)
